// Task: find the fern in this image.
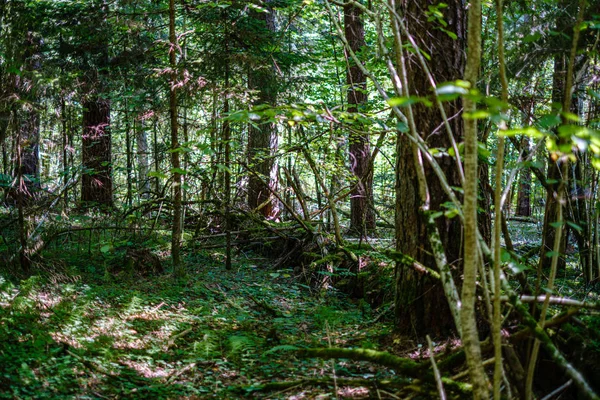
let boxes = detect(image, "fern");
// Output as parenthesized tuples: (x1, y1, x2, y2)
(193, 331, 220, 359)
(227, 334, 257, 361)
(262, 344, 299, 356)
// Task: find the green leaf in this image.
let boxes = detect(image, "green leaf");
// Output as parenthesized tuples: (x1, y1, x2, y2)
(538, 114, 561, 130)
(561, 111, 580, 122)
(500, 127, 544, 138)
(441, 28, 457, 40)
(387, 96, 432, 108)
(430, 211, 444, 219)
(558, 124, 583, 138)
(566, 221, 583, 232)
(436, 82, 469, 96)
(464, 110, 490, 120)
(396, 121, 409, 133)
(387, 96, 414, 107)
(170, 167, 187, 175)
(478, 141, 491, 159)
(148, 171, 168, 179)
(522, 32, 542, 43)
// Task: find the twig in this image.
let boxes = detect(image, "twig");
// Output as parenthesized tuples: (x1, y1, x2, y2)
(166, 328, 192, 350)
(427, 335, 446, 400)
(451, 358, 495, 381)
(541, 379, 573, 400)
(500, 295, 600, 310)
(166, 362, 196, 383)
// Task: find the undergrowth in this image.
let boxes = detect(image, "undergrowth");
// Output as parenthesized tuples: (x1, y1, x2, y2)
(0, 246, 393, 399)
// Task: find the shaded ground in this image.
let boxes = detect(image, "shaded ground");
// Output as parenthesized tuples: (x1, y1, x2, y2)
(0, 252, 398, 399)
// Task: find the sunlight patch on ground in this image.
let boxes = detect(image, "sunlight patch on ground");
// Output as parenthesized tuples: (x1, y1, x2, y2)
(119, 358, 170, 379)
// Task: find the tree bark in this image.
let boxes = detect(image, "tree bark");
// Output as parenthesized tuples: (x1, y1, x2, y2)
(539, 54, 569, 272)
(81, 98, 113, 206)
(461, 0, 488, 396)
(394, 0, 465, 337)
(15, 32, 41, 197)
(136, 118, 151, 197)
(345, 4, 375, 236)
(247, 2, 278, 219)
(81, 0, 112, 207)
(516, 136, 532, 217)
(169, 0, 183, 276)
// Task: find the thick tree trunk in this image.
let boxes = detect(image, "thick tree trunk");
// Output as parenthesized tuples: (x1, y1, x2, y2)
(81, 98, 112, 206)
(394, 0, 465, 337)
(247, 3, 278, 219)
(345, 4, 375, 236)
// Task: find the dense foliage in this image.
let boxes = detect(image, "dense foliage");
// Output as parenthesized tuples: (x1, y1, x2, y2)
(1, 0, 600, 398)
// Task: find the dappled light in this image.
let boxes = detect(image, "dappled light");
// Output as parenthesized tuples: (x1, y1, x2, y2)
(1, 0, 600, 398)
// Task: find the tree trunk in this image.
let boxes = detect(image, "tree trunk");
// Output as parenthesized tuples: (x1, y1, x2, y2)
(15, 32, 41, 197)
(136, 118, 151, 197)
(247, 2, 278, 219)
(169, 0, 183, 276)
(81, 98, 113, 206)
(125, 111, 133, 208)
(516, 137, 532, 217)
(17, 106, 39, 190)
(539, 54, 569, 271)
(61, 97, 70, 207)
(345, 4, 375, 236)
(394, 0, 465, 337)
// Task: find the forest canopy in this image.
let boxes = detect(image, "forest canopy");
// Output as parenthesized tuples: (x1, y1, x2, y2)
(1, 0, 600, 399)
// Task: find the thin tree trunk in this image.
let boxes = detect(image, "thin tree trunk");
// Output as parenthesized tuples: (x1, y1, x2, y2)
(462, 0, 488, 397)
(224, 62, 232, 271)
(136, 118, 151, 197)
(125, 109, 133, 208)
(15, 119, 30, 272)
(61, 97, 69, 208)
(516, 136, 532, 217)
(169, 0, 183, 276)
(153, 116, 160, 195)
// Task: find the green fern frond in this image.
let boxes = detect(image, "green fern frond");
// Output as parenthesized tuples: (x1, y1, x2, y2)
(262, 344, 298, 356)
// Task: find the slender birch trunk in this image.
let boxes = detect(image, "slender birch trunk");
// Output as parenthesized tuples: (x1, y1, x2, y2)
(461, 0, 488, 397)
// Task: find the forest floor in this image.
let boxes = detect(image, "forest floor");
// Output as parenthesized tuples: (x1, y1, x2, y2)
(0, 248, 412, 399)
(2, 219, 600, 399)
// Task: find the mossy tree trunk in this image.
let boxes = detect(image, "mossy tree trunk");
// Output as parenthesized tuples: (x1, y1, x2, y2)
(394, 0, 465, 338)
